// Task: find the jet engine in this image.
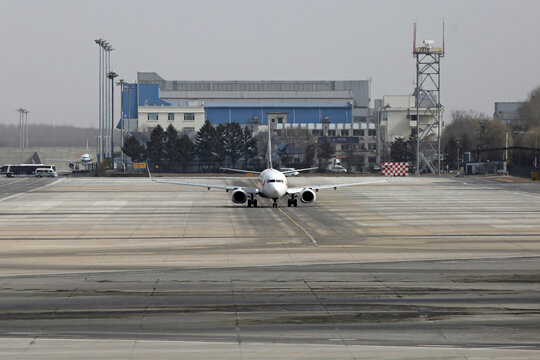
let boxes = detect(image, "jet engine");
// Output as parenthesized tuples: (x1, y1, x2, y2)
(231, 189, 247, 204)
(300, 189, 316, 203)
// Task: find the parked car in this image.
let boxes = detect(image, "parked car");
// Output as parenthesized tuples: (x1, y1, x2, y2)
(328, 165, 347, 173)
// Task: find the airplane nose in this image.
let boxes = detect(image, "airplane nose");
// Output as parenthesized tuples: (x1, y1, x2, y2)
(267, 183, 285, 198)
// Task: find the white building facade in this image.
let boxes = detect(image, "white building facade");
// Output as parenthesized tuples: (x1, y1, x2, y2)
(137, 103, 205, 135)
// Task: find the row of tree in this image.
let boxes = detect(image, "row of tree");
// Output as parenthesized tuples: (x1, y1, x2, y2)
(122, 121, 341, 172)
(122, 121, 256, 172)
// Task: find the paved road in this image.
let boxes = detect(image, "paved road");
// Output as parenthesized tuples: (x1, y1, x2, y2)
(0, 176, 60, 201)
(0, 175, 539, 359)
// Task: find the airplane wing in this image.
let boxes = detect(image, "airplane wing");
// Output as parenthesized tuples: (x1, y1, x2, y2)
(287, 178, 389, 194)
(148, 165, 259, 194)
(281, 167, 318, 175)
(45, 159, 74, 163)
(220, 167, 261, 175)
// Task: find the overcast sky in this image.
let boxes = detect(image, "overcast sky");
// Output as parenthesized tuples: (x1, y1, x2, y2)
(1, 0, 539, 127)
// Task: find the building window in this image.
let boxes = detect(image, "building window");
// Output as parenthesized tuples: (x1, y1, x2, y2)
(168, 113, 175, 121)
(328, 130, 336, 136)
(353, 129, 364, 136)
(368, 156, 377, 164)
(148, 113, 158, 121)
(354, 116, 367, 123)
(341, 130, 349, 136)
(368, 129, 377, 136)
(368, 143, 376, 150)
(183, 127, 195, 134)
(184, 113, 195, 121)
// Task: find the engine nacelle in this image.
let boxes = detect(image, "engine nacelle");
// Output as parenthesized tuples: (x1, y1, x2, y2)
(300, 189, 316, 203)
(231, 189, 247, 204)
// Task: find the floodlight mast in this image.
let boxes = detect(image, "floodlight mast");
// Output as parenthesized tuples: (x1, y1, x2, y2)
(94, 38, 115, 165)
(15, 108, 29, 148)
(107, 71, 118, 170)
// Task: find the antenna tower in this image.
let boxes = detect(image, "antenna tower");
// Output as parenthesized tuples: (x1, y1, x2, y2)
(413, 22, 445, 175)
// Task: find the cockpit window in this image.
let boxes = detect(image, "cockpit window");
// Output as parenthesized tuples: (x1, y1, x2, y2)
(267, 179, 284, 183)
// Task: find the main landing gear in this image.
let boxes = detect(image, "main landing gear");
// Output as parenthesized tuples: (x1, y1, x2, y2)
(272, 199, 279, 208)
(247, 195, 258, 207)
(287, 195, 298, 207)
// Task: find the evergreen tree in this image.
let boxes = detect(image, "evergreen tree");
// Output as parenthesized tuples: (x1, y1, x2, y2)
(406, 135, 417, 163)
(177, 133, 195, 172)
(241, 126, 257, 169)
(121, 135, 146, 162)
(213, 124, 227, 167)
(164, 124, 179, 169)
(390, 137, 408, 162)
(194, 120, 216, 171)
(146, 125, 166, 165)
(223, 122, 244, 168)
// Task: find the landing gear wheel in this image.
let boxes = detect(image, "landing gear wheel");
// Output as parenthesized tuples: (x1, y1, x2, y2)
(293, 198, 298, 207)
(287, 199, 292, 207)
(247, 199, 252, 207)
(253, 199, 258, 207)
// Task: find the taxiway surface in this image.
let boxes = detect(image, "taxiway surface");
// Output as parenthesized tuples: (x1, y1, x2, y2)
(0, 175, 539, 359)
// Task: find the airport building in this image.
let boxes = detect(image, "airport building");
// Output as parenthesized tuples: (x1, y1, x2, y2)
(121, 72, 378, 171)
(374, 95, 438, 163)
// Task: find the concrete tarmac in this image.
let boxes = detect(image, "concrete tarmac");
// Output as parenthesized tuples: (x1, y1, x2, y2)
(0, 175, 539, 359)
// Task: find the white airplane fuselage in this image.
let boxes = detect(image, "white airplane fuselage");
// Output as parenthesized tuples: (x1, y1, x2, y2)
(80, 154, 92, 164)
(258, 168, 288, 199)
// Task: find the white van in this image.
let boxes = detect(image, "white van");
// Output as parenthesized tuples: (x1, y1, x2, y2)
(35, 168, 57, 177)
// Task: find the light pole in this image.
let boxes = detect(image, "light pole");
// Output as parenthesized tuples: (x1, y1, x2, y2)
(376, 104, 390, 164)
(94, 38, 114, 164)
(117, 79, 125, 169)
(107, 71, 118, 170)
(16, 108, 28, 148)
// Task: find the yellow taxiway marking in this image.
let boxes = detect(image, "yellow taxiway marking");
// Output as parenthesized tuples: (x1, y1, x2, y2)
(249, 178, 318, 247)
(278, 208, 319, 247)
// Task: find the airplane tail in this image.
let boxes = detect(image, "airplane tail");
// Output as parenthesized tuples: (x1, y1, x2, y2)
(267, 122, 273, 169)
(86, 139, 89, 154)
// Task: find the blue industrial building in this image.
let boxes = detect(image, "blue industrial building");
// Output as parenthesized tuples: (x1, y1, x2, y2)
(204, 102, 353, 125)
(121, 81, 357, 128)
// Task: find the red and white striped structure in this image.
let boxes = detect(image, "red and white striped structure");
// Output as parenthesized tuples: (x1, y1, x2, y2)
(381, 162, 409, 176)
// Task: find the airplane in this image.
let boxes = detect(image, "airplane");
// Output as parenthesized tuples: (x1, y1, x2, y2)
(147, 128, 389, 208)
(48, 140, 93, 170)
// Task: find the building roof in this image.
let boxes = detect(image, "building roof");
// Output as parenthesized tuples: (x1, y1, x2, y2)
(204, 102, 352, 108)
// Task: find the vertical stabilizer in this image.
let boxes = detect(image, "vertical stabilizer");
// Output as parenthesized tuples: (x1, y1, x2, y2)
(86, 139, 89, 154)
(267, 123, 273, 169)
